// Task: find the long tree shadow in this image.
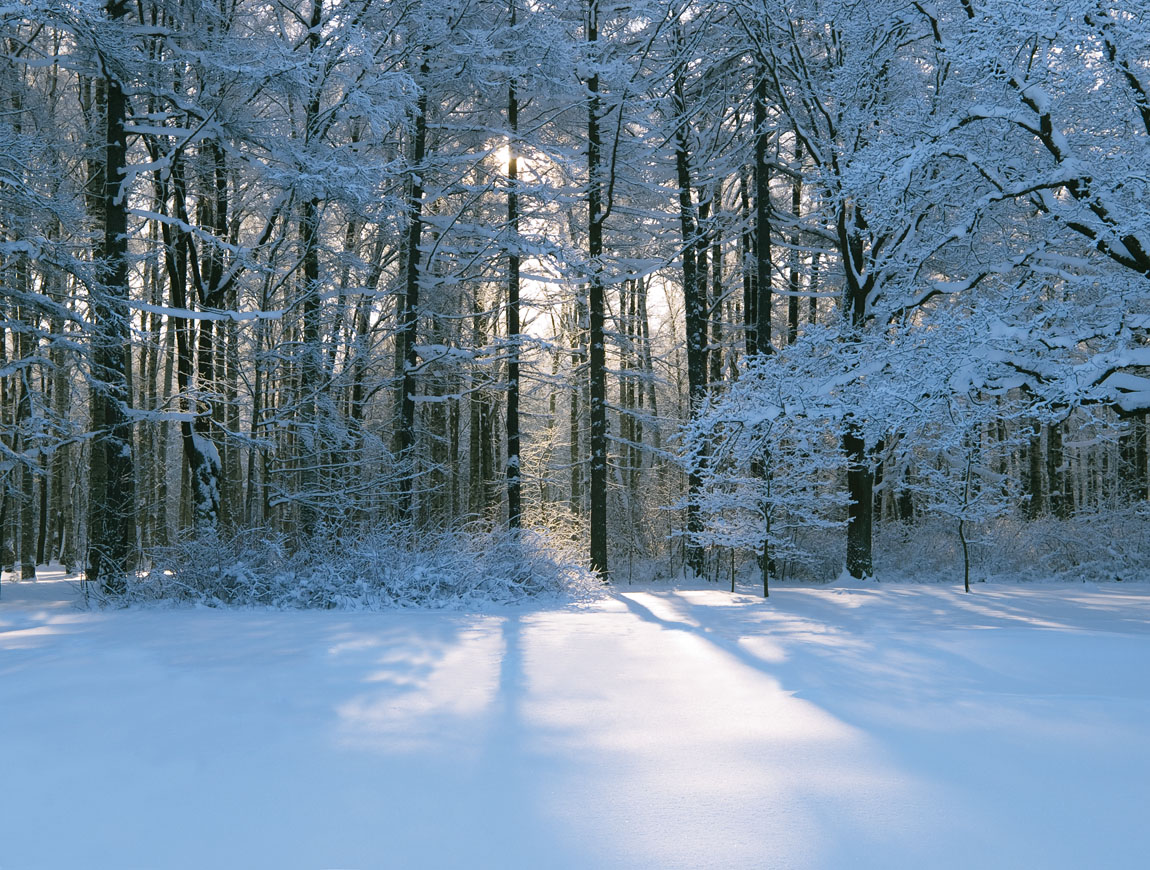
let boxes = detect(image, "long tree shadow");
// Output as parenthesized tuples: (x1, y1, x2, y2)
(645, 586, 1150, 868)
(467, 613, 603, 869)
(660, 586, 1150, 720)
(613, 591, 800, 683)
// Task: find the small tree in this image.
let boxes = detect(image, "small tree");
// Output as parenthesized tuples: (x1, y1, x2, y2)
(909, 395, 1025, 592)
(684, 355, 847, 596)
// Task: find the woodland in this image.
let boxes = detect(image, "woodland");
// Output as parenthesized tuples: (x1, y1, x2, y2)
(2, 0, 1149, 601)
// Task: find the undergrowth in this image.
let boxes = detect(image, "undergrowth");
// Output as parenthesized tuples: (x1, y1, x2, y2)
(122, 525, 601, 609)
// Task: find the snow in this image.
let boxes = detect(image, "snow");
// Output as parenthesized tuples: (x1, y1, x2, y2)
(2, 568, 1149, 869)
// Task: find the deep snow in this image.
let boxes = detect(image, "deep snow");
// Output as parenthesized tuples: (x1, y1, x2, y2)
(2, 568, 1148, 869)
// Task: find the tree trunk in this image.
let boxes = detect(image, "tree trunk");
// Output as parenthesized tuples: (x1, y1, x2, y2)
(36, 453, 48, 567)
(297, 0, 324, 539)
(1137, 413, 1149, 502)
(840, 200, 875, 578)
(87, 0, 138, 593)
(696, 188, 711, 393)
(741, 167, 757, 356)
(788, 131, 802, 345)
(808, 250, 820, 325)
(397, 54, 430, 522)
(297, 191, 322, 537)
(1023, 420, 1044, 518)
(165, 150, 221, 533)
(156, 314, 173, 546)
(843, 425, 873, 578)
(1047, 420, 1068, 518)
(569, 300, 583, 517)
(1119, 415, 1147, 504)
(753, 71, 772, 354)
(14, 318, 36, 580)
(50, 314, 74, 567)
(709, 181, 724, 386)
(673, 61, 706, 577)
(506, 29, 522, 529)
(586, 0, 608, 579)
(469, 302, 494, 522)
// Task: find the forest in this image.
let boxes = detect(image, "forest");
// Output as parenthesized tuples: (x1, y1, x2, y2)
(2, 0, 1149, 601)
(4, 3, 1150, 866)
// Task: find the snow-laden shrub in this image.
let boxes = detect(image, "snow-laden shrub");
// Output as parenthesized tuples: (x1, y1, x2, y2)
(978, 505, 1150, 583)
(125, 526, 601, 609)
(875, 505, 1150, 584)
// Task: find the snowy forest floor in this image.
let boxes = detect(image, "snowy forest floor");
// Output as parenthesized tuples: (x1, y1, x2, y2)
(2, 569, 1148, 870)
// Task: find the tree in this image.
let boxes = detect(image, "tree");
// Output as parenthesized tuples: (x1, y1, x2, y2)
(733, 0, 1025, 577)
(506, 0, 523, 529)
(585, 0, 608, 578)
(86, 0, 137, 592)
(686, 352, 847, 595)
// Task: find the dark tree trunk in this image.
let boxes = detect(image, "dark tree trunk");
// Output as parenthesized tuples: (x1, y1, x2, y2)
(840, 197, 875, 578)
(15, 316, 36, 580)
(709, 181, 723, 386)
(673, 36, 706, 577)
(1119, 415, 1148, 504)
(156, 314, 173, 546)
(1047, 421, 1068, 518)
(587, 0, 608, 579)
(808, 250, 820, 325)
(1024, 420, 1044, 518)
(696, 189, 711, 393)
(397, 55, 430, 522)
(638, 278, 659, 454)
(297, 0, 324, 538)
(753, 72, 772, 354)
(1137, 413, 1149, 502)
(164, 150, 221, 534)
(87, 0, 138, 593)
(297, 190, 322, 538)
(193, 139, 229, 532)
(788, 132, 802, 344)
(762, 514, 770, 598)
(36, 454, 47, 567)
(872, 438, 886, 522)
(506, 23, 522, 529)
(569, 325, 582, 517)
(469, 304, 495, 522)
(0, 492, 10, 572)
(897, 471, 915, 523)
(740, 168, 757, 356)
(50, 314, 74, 566)
(843, 426, 873, 578)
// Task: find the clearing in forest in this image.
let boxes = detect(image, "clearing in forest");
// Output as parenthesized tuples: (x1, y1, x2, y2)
(2, 569, 1148, 869)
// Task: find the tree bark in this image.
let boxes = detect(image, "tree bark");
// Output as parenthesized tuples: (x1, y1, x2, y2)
(586, 0, 608, 578)
(788, 131, 802, 344)
(506, 21, 522, 529)
(397, 54, 430, 522)
(673, 49, 706, 577)
(1023, 420, 1043, 518)
(17, 366, 35, 579)
(87, 0, 138, 593)
(843, 425, 873, 578)
(165, 149, 221, 534)
(753, 71, 772, 354)
(709, 181, 724, 385)
(840, 197, 874, 578)
(741, 167, 757, 356)
(1047, 421, 1068, 518)
(297, 0, 324, 539)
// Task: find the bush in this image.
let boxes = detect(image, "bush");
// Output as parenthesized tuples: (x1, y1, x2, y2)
(123, 525, 601, 609)
(875, 505, 1150, 583)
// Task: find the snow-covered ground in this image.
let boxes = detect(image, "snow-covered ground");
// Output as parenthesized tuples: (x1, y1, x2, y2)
(2, 568, 1148, 870)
